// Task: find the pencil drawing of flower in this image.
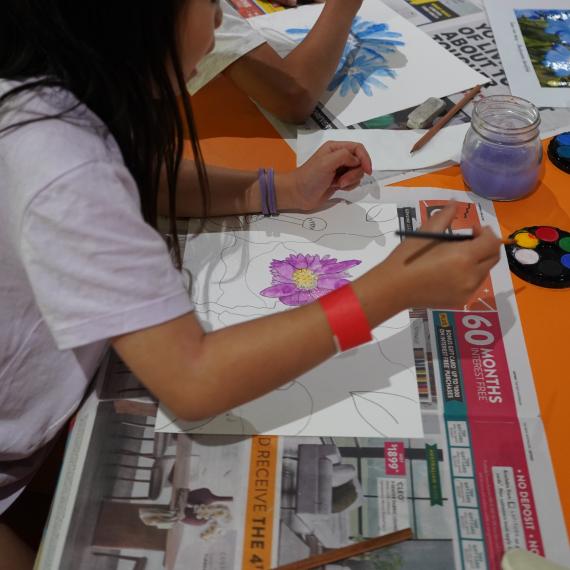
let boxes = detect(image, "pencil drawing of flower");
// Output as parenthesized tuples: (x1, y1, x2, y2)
(260, 254, 361, 307)
(286, 17, 405, 96)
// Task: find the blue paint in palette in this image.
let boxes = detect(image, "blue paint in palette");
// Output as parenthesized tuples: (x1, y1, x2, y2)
(557, 146, 570, 159)
(555, 133, 570, 145)
(548, 131, 570, 173)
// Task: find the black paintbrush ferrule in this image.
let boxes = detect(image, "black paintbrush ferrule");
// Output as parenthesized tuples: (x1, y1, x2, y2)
(395, 230, 473, 242)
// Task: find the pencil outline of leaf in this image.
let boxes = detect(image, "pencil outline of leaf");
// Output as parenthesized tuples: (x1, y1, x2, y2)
(274, 380, 314, 435)
(177, 416, 215, 433)
(154, 406, 214, 432)
(366, 205, 394, 223)
(350, 391, 418, 437)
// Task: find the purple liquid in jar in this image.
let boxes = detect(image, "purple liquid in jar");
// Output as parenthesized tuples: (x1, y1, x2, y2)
(460, 95, 542, 201)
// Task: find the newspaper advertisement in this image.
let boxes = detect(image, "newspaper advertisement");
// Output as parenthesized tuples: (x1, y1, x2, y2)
(36, 189, 569, 570)
(229, 0, 483, 24)
(35, 404, 568, 570)
(383, 0, 482, 27)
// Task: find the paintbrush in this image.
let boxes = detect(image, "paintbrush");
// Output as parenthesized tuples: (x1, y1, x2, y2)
(396, 230, 514, 245)
(410, 84, 482, 154)
(271, 528, 413, 570)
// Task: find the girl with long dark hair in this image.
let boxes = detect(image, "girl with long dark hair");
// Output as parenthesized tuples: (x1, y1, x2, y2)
(0, 1, 500, 564)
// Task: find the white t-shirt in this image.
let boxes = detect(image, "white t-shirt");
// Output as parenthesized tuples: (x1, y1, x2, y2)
(187, 1, 266, 94)
(0, 81, 194, 504)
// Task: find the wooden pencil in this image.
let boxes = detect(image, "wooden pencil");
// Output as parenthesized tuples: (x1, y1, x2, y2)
(271, 528, 413, 570)
(396, 230, 514, 245)
(410, 84, 482, 154)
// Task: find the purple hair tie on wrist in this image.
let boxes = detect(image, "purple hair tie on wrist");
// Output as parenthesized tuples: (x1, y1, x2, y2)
(267, 167, 278, 216)
(258, 168, 270, 216)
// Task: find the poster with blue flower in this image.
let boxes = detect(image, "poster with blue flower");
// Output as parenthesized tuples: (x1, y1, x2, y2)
(516, 9, 570, 88)
(485, 0, 570, 108)
(248, 0, 486, 126)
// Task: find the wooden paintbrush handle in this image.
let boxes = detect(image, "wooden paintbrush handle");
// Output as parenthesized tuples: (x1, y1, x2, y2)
(271, 528, 413, 570)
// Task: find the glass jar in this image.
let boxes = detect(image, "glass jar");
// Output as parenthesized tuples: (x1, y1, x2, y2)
(461, 95, 542, 201)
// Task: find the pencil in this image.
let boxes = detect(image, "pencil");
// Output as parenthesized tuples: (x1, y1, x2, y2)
(410, 84, 482, 154)
(271, 528, 413, 570)
(396, 230, 514, 245)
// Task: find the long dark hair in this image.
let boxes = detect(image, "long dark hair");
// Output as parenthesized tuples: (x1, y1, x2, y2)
(0, 0, 209, 267)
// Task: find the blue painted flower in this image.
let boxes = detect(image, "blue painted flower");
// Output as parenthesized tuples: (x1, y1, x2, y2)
(345, 18, 404, 61)
(330, 54, 397, 97)
(543, 44, 570, 77)
(286, 17, 405, 96)
(545, 16, 570, 45)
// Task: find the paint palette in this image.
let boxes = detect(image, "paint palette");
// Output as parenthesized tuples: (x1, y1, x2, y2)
(547, 132, 570, 174)
(506, 226, 570, 289)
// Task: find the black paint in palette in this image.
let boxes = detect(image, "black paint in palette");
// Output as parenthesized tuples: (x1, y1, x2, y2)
(505, 226, 570, 289)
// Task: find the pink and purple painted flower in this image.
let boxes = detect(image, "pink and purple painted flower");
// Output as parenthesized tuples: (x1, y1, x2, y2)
(260, 254, 361, 307)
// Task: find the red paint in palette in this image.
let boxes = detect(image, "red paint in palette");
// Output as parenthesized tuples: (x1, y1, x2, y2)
(534, 226, 559, 242)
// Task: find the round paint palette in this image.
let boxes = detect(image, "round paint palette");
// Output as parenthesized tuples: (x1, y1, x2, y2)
(547, 132, 570, 174)
(506, 226, 570, 289)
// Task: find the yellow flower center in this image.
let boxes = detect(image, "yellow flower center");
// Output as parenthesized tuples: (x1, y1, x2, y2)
(292, 268, 317, 290)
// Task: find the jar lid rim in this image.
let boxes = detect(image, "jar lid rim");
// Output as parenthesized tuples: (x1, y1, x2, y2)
(473, 95, 541, 137)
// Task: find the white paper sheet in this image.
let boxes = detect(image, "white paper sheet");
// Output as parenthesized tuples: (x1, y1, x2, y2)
(156, 202, 422, 438)
(296, 123, 470, 170)
(248, 0, 487, 126)
(484, 0, 570, 108)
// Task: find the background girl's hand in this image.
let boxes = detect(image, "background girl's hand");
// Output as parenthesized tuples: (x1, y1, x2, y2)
(368, 203, 502, 311)
(279, 141, 373, 211)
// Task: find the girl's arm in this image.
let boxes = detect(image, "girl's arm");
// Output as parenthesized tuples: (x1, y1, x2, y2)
(223, 0, 363, 124)
(158, 141, 371, 217)
(112, 205, 501, 421)
(159, 162, 262, 218)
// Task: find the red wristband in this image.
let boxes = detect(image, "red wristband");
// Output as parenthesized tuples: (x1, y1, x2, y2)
(319, 285, 372, 352)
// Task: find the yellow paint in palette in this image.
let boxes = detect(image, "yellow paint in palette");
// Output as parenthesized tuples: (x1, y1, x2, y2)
(513, 231, 539, 249)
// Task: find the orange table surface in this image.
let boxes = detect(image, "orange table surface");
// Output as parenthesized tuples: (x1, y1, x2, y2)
(191, 76, 570, 534)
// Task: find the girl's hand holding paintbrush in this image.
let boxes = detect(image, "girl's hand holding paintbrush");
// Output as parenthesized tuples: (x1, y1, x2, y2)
(356, 202, 502, 313)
